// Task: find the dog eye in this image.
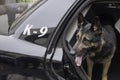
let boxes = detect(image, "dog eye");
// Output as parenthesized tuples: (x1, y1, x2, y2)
(83, 37, 89, 41)
(83, 37, 90, 44)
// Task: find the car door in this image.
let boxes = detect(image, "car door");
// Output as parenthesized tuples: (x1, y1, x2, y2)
(0, 0, 80, 80)
(44, 0, 96, 80)
(0, 0, 77, 59)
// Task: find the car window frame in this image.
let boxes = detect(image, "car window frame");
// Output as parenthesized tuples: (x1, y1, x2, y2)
(60, 0, 95, 80)
(42, 0, 96, 80)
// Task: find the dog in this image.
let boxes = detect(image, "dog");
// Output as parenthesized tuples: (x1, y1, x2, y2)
(73, 13, 116, 80)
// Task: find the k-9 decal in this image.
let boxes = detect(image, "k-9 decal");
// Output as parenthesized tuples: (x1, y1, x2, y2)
(23, 24, 48, 37)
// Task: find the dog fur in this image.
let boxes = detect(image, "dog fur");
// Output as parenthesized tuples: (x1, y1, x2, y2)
(73, 13, 116, 80)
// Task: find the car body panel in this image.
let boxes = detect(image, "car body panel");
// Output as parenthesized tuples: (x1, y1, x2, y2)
(0, 0, 77, 61)
(1, 0, 120, 80)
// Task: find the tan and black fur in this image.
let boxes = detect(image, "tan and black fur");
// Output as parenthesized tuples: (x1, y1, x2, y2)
(73, 13, 116, 80)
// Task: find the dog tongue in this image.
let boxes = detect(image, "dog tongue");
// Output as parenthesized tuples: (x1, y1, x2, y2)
(75, 56, 83, 66)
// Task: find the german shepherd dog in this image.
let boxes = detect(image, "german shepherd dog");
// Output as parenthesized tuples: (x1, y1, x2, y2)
(73, 13, 116, 80)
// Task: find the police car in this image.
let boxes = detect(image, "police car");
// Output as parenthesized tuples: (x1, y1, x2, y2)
(0, 0, 120, 80)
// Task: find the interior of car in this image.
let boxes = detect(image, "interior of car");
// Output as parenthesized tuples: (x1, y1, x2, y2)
(64, 1, 120, 80)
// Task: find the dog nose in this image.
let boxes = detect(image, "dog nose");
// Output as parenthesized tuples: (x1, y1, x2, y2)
(76, 48, 88, 57)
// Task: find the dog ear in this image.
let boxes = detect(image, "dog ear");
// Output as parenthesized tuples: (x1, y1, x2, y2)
(92, 16, 102, 34)
(78, 13, 84, 28)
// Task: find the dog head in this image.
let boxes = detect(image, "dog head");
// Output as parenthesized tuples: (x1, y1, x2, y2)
(73, 13, 102, 66)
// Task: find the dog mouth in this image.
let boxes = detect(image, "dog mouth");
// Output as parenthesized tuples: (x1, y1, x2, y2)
(75, 49, 88, 66)
(75, 56, 83, 66)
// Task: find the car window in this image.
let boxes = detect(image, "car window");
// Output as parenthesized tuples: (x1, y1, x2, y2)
(10, 0, 76, 47)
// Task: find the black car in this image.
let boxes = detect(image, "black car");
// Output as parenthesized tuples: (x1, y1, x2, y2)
(0, 0, 120, 80)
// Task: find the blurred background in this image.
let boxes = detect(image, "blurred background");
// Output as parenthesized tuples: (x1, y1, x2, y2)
(0, 0, 39, 35)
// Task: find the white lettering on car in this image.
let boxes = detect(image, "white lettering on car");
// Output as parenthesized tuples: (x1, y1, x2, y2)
(23, 24, 33, 35)
(38, 27, 48, 37)
(23, 24, 48, 38)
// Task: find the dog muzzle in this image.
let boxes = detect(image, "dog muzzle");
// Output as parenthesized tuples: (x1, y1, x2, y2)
(75, 48, 88, 66)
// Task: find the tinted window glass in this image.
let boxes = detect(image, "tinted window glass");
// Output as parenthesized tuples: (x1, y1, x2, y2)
(11, 0, 76, 47)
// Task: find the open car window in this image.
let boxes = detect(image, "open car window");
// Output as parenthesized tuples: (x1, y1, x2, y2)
(65, 5, 92, 48)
